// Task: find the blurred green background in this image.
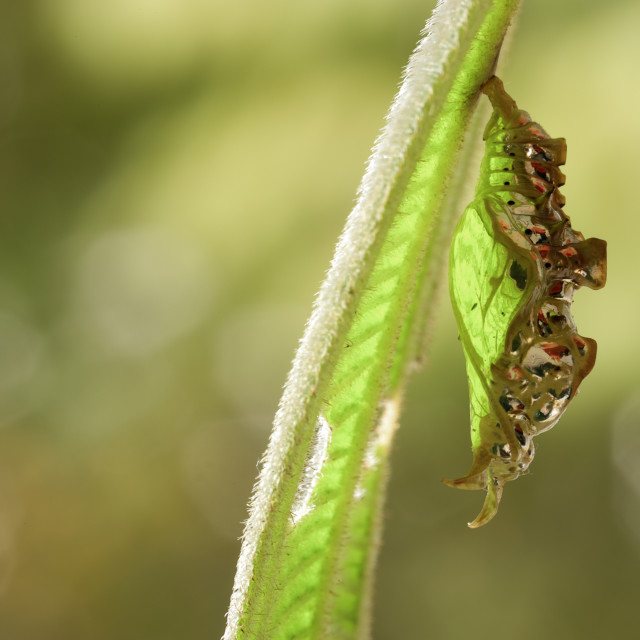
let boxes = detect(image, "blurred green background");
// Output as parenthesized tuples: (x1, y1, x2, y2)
(0, 1, 638, 638)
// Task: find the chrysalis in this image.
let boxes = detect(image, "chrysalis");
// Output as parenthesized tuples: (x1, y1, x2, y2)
(445, 76, 607, 528)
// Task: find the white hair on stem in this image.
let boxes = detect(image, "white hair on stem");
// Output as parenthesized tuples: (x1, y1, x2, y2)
(223, 1, 473, 637)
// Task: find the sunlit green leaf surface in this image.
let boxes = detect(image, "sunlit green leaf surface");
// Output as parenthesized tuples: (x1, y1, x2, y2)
(224, 2, 521, 638)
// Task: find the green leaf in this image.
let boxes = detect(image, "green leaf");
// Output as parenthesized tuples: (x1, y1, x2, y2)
(223, 2, 521, 639)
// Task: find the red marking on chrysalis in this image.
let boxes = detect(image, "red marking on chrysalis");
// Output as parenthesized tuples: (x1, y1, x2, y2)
(506, 365, 524, 380)
(548, 281, 563, 296)
(560, 246, 578, 258)
(541, 342, 571, 359)
(572, 336, 586, 350)
(531, 161, 549, 178)
(529, 127, 548, 138)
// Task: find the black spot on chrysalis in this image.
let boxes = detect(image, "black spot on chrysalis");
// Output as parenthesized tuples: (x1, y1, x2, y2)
(509, 260, 527, 291)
